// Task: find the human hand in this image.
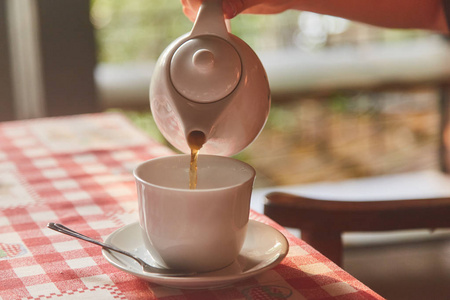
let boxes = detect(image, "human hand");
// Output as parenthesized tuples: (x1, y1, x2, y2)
(181, 0, 296, 22)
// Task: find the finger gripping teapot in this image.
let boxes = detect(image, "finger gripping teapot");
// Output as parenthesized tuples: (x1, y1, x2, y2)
(150, 0, 270, 156)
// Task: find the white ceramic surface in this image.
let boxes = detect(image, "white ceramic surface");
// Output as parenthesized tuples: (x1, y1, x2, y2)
(149, 0, 270, 156)
(102, 220, 289, 289)
(134, 155, 256, 273)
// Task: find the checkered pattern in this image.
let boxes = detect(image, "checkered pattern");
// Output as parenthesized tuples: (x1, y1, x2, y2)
(0, 113, 383, 300)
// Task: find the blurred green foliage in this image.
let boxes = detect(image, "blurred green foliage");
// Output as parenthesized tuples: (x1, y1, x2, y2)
(91, 0, 192, 62)
(91, 0, 426, 64)
(91, 0, 300, 63)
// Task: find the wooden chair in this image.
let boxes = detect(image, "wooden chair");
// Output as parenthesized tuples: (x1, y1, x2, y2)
(264, 84, 450, 267)
(264, 190, 450, 266)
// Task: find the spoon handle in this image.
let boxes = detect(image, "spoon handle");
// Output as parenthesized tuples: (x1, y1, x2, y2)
(47, 223, 195, 277)
(47, 223, 138, 259)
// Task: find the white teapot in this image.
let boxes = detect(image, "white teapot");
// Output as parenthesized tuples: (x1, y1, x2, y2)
(150, 0, 270, 156)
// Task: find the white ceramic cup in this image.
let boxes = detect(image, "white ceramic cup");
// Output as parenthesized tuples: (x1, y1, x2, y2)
(134, 154, 255, 272)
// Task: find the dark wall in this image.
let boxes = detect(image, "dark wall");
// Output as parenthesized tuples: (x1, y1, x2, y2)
(0, 0, 14, 121)
(37, 0, 99, 116)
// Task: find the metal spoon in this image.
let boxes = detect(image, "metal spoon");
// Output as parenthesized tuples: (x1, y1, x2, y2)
(47, 222, 195, 277)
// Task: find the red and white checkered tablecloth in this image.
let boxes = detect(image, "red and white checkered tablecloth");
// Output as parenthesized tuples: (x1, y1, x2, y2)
(0, 112, 384, 300)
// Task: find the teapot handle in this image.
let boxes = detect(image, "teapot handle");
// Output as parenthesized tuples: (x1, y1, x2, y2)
(191, 0, 228, 37)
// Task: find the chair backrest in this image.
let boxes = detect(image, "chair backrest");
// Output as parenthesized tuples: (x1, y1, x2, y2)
(439, 83, 450, 173)
(264, 79, 450, 267)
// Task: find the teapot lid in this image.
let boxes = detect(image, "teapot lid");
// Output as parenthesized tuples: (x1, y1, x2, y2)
(170, 36, 241, 103)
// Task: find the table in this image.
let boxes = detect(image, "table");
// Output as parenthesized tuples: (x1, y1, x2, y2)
(0, 112, 383, 299)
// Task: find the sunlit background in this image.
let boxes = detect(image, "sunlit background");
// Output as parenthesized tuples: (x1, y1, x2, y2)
(1, 2, 449, 298)
(90, 0, 446, 188)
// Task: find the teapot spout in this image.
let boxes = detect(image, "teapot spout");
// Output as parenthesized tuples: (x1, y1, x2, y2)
(187, 130, 207, 150)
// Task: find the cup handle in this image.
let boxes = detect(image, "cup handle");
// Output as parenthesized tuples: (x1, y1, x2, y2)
(190, 0, 228, 37)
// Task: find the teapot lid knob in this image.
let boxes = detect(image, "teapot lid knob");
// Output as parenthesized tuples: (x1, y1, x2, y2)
(192, 49, 215, 72)
(170, 36, 241, 103)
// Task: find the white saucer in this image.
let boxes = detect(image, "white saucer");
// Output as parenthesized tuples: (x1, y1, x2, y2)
(102, 220, 289, 289)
